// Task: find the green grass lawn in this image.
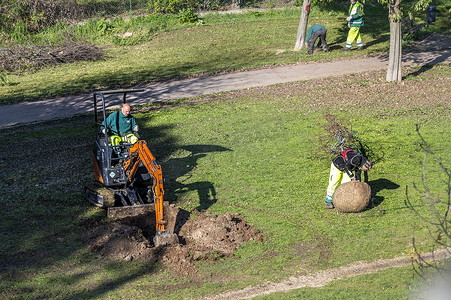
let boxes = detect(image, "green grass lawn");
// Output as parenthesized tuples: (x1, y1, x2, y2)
(1, 5, 392, 104)
(2, 1, 450, 104)
(1, 1, 450, 298)
(0, 64, 449, 299)
(254, 264, 415, 299)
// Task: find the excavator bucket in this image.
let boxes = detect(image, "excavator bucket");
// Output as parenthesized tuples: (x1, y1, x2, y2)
(153, 231, 179, 247)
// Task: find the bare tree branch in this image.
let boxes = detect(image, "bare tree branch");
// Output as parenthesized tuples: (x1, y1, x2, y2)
(406, 125, 451, 279)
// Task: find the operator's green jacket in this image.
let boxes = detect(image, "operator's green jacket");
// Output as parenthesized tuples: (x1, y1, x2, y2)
(104, 110, 139, 136)
(348, 1, 364, 27)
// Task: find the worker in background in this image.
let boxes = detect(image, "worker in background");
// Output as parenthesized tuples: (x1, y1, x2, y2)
(305, 23, 329, 55)
(103, 103, 140, 145)
(324, 148, 372, 209)
(342, 0, 364, 51)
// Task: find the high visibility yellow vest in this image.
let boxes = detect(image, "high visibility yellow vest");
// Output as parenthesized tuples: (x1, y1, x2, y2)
(348, 1, 364, 27)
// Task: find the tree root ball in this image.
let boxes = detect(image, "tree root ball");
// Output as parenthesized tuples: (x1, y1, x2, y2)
(333, 181, 371, 213)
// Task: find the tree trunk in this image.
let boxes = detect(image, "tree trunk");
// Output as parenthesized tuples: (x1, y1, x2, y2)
(386, 0, 402, 82)
(294, 0, 312, 51)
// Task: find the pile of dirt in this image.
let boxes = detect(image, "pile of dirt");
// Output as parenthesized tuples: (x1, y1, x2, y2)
(84, 208, 263, 275)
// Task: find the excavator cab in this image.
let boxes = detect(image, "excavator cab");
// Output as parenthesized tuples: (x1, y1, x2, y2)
(85, 89, 178, 246)
(87, 89, 149, 206)
(92, 89, 138, 180)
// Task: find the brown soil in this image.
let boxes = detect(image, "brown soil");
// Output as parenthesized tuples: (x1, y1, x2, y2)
(84, 206, 262, 275)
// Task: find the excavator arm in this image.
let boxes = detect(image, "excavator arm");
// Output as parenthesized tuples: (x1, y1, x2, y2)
(123, 140, 178, 246)
(125, 140, 167, 233)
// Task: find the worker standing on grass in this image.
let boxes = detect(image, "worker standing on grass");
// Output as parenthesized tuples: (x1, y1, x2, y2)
(342, 0, 365, 51)
(305, 23, 329, 55)
(102, 103, 140, 145)
(324, 148, 372, 209)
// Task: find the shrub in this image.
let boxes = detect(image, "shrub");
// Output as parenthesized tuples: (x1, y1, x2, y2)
(0, 72, 10, 86)
(96, 18, 115, 35)
(0, 0, 83, 34)
(177, 8, 199, 23)
(147, 0, 199, 14)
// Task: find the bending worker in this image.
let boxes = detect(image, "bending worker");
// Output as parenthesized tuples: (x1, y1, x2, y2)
(305, 23, 329, 55)
(103, 103, 140, 145)
(324, 148, 372, 209)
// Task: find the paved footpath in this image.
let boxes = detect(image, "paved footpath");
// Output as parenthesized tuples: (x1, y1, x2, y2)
(1, 49, 450, 129)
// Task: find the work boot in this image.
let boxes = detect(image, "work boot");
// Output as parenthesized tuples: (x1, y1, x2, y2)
(341, 47, 350, 51)
(325, 201, 334, 209)
(323, 48, 329, 52)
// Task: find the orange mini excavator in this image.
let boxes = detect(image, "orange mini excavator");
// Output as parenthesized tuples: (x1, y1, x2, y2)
(84, 89, 178, 246)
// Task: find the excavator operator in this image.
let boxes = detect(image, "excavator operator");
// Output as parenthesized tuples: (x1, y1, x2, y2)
(102, 104, 140, 145)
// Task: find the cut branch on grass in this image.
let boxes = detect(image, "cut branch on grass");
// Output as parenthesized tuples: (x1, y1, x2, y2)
(314, 113, 379, 162)
(315, 113, 354, 155)
(0, 32, 104, 73)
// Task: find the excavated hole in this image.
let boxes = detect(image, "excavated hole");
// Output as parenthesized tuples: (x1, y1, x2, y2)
(84, 206, 263, 275)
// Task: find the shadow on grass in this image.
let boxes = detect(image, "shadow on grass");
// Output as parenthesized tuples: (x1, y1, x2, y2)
(367, 178, 400, 209)
(0, 106, 231, 298)
(1, 51, 269, 104)
(162, 144, 233, 211)
(329, 15, 390, 52)
(63, 261, 157, 300)
(403, 64, 435, 79)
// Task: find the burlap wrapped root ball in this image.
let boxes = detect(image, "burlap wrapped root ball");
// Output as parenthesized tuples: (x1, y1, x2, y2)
(333, 181, 371, 213)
